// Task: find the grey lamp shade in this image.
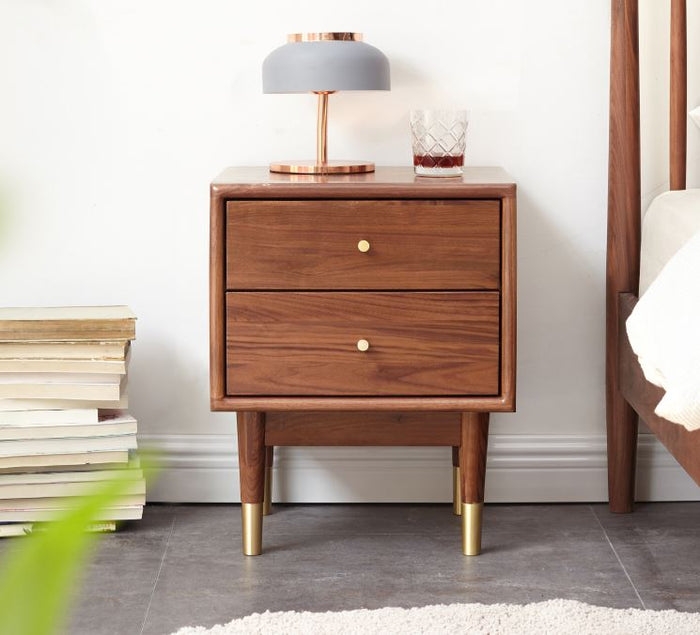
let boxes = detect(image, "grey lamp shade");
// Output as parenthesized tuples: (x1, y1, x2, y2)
(263, 36, 390, 94)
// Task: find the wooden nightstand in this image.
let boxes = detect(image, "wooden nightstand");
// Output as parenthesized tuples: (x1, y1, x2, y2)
(210, 167, 516, 556)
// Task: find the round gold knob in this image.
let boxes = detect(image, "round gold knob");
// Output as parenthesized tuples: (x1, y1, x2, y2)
(356, 339, 370, 352)
(357, 239, 370, 253)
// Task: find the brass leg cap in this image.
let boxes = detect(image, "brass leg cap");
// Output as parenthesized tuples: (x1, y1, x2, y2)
(462, 502, 483, 556)
(263, 466, 272, 516)
(242, 502, 263, 556)
(453, 466, 462, 516)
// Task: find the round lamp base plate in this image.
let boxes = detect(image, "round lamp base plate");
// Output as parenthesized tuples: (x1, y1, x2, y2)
(269, 160, 375, 175)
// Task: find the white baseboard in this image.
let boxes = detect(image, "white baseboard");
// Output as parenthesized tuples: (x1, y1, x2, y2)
(139, 433, 700, 503)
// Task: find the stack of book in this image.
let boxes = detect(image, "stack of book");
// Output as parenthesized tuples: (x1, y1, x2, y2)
(0, 307, 145, 537)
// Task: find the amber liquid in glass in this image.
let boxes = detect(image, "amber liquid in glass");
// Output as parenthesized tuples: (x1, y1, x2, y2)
(413, 154, 464, 168)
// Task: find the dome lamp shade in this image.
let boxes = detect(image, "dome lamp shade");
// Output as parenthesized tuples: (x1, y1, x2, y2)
(262, 33, 390, 174)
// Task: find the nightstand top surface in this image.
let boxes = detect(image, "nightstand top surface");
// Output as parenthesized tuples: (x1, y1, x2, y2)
(211, 166, 515, 199)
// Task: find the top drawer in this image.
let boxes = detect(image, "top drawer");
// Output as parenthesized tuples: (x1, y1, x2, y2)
(226, 200, 501, 290)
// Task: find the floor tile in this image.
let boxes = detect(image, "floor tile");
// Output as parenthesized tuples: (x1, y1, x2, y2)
(592, 502, 700, 612)
(141, 504, 640, 634)
(66, 505, 176, 635)
(6, 503, 687, 635)
(167, 503, 457, 541)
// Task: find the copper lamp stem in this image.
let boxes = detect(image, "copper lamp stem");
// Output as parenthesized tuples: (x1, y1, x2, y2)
(269, 89, 373, 174)
(316, 91, 330, 167)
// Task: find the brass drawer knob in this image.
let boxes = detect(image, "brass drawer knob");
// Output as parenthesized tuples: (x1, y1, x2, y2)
(357, 239, 370, 253)
(356, 339, 370, 352)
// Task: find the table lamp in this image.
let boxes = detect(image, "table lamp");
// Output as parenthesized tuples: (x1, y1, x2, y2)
(263, 32, 390, 174)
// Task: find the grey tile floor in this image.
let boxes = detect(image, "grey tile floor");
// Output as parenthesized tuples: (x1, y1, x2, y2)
(6, 502, 700, 634)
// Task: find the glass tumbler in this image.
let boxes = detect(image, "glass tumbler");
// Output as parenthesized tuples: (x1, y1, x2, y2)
(410, 110, 468, 177)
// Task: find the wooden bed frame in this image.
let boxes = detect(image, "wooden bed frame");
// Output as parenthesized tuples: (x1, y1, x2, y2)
(607, 0, 700, 512)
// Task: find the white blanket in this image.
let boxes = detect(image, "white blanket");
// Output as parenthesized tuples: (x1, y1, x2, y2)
(627, 229, 700, 430)
(639, 190, 700, 295)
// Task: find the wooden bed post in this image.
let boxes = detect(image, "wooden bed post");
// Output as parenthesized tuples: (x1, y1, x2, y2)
(607, 0, 641, 513)
(670, 0, 687, 190)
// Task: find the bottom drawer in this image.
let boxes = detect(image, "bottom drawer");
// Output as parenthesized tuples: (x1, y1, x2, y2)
(226, 292, 500, 396)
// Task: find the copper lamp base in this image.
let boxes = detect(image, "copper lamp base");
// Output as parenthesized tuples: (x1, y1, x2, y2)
(269, 160, 375, 175)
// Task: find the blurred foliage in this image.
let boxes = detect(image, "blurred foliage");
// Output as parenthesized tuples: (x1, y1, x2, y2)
(0, 461, 156, 635)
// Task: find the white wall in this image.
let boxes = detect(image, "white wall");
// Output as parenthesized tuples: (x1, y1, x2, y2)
(1, 0, 698, 502)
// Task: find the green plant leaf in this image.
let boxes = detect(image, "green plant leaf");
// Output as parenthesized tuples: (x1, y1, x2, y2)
(0, 460, 157, 635)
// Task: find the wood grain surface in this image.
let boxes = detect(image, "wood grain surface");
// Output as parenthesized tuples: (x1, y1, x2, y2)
(236, 411, 266, 502)
(211, 167, 516, 413)
(226, 200, 500, 290)
(607, 0, 641, 513)
(213, 395, 517, 412)
(265, 411, 461, 446)
(670, 0, 687, 190)
(226, 292, 500, 397)
(460, 412, 490, 503)
(210, 189, 227, 401)
(212, 166, 516, 201)
(500, 195, 517, 409)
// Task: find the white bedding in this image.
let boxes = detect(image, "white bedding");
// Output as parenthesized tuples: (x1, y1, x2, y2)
(639, 189, 700, 295)
(627, 190, 700, 430)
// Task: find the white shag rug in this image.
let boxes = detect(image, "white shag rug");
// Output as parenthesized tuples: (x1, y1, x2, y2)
(171, 599, 700, 635)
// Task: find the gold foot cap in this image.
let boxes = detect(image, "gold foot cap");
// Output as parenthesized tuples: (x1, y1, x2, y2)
(453, 466, 462, 516)
(242, 502, 263, 556)
(462, 502, 483, 556)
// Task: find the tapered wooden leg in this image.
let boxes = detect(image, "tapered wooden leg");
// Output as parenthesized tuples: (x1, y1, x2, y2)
(606, 394, 638, 513)
(263, 446, 274, 516)
(460, 412, 489, 556)
(606, 295, 639, 513)
(451, 446, 461, 516)
(237, 411, 265, 555)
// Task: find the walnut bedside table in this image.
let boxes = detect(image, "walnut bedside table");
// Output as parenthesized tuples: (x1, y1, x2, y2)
(210, 166, 516, 556)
